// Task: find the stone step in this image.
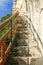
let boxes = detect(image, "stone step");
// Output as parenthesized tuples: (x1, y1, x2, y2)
(18, 28, 29, 31)
(12, 57, 29, 65)
(17, 31, 29, 35)
(17, 24, 29, 29)
(13, 57, 31, 60)
(18, 26, 28, 28)
(12, 46, 31, 57)
(16, 35, 28, 39)
(12, 45, 41, 58)
(13, 56, 36, 59)
(15, 42, 37, 47)
(12, 57, 43, 65)
(17, 32, 29, 35)
(17, 20, 26, 24)
(13, 46, 38, 50)
(17, 31, 23, 34)
(17, 23, 28, 26)
(17, 30, 28, 34)
(17, 24, 23, 27)
(15, 37, 37, 46)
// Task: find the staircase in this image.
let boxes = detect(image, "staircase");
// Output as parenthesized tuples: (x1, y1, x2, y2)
(5, 16, 42, 65)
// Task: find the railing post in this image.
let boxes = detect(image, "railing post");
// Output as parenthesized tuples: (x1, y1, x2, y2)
(1, 42, 5, 65)
(10, 20, 12, 42)
(0, 12, 18, 65)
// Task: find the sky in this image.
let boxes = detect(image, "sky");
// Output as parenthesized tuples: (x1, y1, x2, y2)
(0, 0, 13, 18)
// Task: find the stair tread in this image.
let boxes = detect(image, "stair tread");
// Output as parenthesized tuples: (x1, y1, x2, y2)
(13, 45, 37, 49)
(12, 56, 39, 59)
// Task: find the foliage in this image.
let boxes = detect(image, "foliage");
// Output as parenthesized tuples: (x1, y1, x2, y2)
(0, 14, 19, 65)
(1, 14, 12, 23)
(0, 14, 12, 38)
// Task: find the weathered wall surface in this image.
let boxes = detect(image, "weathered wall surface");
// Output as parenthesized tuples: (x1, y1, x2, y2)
(12, 0, 43, 42)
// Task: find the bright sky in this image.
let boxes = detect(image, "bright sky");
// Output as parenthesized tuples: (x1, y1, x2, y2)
(0, 0, 13, 18)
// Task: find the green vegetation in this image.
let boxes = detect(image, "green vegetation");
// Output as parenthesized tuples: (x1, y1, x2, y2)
(0, 14, 13, 54)
(1, 14, 12, 23)
(0, 14, 19, 65)
(0, 14, 12, 38)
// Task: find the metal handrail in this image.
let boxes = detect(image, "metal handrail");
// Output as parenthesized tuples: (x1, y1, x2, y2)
(0, 12, 19, 29)
(0, 10, 19, 65)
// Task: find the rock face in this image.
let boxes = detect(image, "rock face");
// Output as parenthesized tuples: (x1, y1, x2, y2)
(11, 16, 42, 65)
(12, 0, 43, 43)
(5, 15, 43, 65)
